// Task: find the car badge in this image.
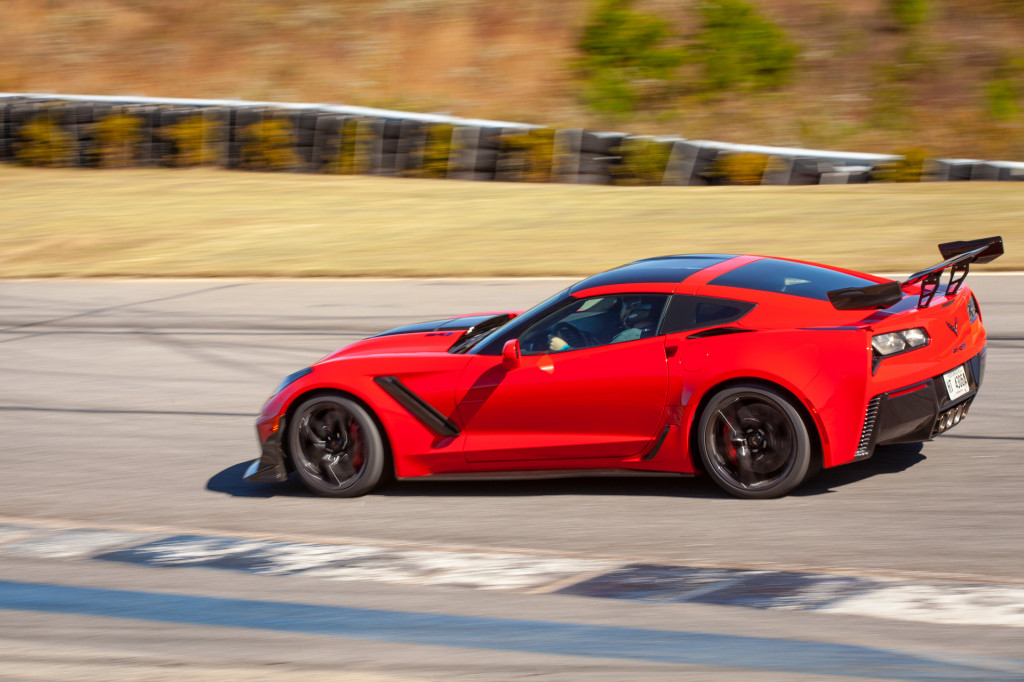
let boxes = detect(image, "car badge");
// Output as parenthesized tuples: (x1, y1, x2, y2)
(946, 318, 959, 335)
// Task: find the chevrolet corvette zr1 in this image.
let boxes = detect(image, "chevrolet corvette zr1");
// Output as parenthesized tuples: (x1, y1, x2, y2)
(246, 237, 1002, 499)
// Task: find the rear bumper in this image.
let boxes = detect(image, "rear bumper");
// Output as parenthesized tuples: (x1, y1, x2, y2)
(854, 348, 985, 460)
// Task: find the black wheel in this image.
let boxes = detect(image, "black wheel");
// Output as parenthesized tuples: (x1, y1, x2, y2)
(288, 394, 385, 497)
(697, 384, 812, 499)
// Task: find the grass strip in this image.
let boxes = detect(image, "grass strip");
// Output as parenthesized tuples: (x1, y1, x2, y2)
(2, 166, 1021, 277)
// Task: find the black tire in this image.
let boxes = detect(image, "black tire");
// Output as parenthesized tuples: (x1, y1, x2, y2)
(288, 394, 385, 497)
(697, 384, 812, 499)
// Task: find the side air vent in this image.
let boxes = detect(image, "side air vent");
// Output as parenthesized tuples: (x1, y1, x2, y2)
(854, 396, 882, 461)
(685, 327, 754, 339)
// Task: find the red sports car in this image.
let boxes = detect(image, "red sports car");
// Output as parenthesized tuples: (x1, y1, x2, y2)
(246, 237, 1002, 499)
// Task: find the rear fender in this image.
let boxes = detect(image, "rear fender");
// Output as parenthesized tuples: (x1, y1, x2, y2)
(676, 329, 869, 469)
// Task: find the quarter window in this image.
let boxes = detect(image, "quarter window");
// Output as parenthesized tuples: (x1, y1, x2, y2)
(659, 295, 755, 334)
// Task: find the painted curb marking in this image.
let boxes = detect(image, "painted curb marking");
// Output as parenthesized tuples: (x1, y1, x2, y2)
(2, 522, 1024, 628)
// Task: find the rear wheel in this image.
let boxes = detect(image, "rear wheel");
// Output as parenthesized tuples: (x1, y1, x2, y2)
(288, 395, 385, 497)
(698, 384, 812, 499)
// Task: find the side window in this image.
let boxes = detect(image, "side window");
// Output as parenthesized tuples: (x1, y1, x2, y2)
(660, 295, 755, 335)
(519, 294, 668, 354)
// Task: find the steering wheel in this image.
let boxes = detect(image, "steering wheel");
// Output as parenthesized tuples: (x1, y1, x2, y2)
(553, 322, 586, 348)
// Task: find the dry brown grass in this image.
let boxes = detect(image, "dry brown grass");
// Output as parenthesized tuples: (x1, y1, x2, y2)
(0, 0, 586, 123)
(2, 1, 1023, 158)
(1, 166, 1021, 278)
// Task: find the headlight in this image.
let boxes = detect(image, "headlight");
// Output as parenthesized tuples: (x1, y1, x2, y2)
(872, 328, 929, 356)
(273, 367, 312, 395)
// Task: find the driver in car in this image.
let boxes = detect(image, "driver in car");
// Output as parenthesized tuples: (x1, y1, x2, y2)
(548, 297, 656, 352)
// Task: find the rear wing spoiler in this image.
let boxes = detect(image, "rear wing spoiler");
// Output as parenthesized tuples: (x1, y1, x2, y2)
(827, 281, 903, 310)
(827, 236, 1003, 310)
(903, 236, 1003, 308)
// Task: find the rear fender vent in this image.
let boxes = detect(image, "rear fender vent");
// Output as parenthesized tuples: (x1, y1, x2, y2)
(854, 396, 882, 461)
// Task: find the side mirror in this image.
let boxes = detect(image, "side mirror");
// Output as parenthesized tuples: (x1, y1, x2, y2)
(502, 339, 521, 370)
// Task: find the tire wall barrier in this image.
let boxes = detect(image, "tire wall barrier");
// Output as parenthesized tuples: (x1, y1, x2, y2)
(2, 94, 1022, 184)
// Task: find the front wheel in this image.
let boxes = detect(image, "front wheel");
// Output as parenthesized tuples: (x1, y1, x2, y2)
(697, 384, 813, 499)
(288, 394, 385, 497)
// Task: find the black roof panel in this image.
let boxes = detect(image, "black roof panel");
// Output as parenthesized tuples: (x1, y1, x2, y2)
(708, 258, 876, 301)
(569, 255, 735, 293)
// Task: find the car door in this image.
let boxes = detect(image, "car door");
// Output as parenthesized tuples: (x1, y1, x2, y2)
(455, 294, 670, 463)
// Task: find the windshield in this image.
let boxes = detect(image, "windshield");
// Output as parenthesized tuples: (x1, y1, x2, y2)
(459, 289, 572, 355)
(447, 313, 516, 353)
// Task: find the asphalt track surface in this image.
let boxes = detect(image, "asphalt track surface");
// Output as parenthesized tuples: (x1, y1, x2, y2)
(0, 276, 1022, 680)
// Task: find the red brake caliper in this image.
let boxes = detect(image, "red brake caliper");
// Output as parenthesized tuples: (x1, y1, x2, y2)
(723, 423, 738, 463)
(349, 422, 365, 470)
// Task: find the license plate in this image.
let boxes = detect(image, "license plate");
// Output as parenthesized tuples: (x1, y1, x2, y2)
(943, 365, 970, 401)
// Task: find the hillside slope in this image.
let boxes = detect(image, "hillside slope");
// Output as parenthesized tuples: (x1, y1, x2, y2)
(2, 0, 1023, 159)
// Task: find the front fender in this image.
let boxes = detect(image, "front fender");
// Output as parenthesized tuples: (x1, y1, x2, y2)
(262, 353, 474, 479)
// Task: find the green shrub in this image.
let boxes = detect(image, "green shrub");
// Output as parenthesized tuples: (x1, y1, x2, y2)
(240, 117, 299, 171)
(709, 152, 769, 185)
(889, 0, 929, 32)
(577, 0, 684, 114)
(166, 115, 221, 167)
(987, 78, 1020, 120)
(16, 113, 72, 167)
(499, 129, 555, 182)
(94, 112, 143, 168)
(613, 137, 672, 185)
(690, 0, 800, 92)
(581, 71, 638, 117)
